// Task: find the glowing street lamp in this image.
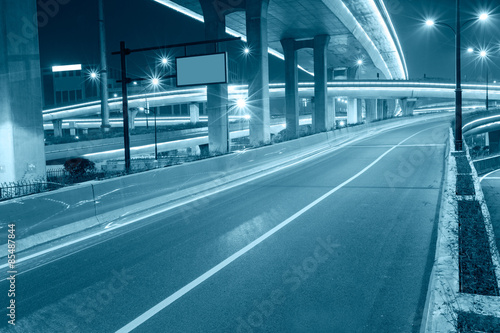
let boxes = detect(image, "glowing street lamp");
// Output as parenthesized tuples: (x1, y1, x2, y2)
(467, 47, 474, 53)
(479, 50, 489, 110)
(424, 6, 489, 151)
(236, 98, 246, 109)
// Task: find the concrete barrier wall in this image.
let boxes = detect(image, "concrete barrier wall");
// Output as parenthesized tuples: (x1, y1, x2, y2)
(0, 114, 447, 252)
(0, 184, 99, 251)
(473, 155, 500, 175)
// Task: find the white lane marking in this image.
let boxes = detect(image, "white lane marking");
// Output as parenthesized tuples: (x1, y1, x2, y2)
(115, 127, 432, 333)
(480, 169, 500, 182)
(0, 122, 406, 272)
(351, 144, 445, 148)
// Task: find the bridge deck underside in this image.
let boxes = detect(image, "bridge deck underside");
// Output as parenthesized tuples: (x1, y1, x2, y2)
(161, 0, 402, 78)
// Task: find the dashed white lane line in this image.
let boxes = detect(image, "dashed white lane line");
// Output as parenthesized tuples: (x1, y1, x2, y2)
(115, 127, 434, 333)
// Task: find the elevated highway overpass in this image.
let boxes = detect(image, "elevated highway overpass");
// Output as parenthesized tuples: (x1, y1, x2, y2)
(1, 0, 405, 183)
(462, 112, 500, 154)
(151, 0, 407, 151)
(43, 81, 500, 125)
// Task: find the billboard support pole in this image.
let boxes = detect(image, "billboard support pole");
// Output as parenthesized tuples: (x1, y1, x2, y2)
(120, 41, 131, 173)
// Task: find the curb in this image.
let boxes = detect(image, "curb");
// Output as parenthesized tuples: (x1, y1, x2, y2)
(421, 129, 500, 332)
(1, 114, 451, 257)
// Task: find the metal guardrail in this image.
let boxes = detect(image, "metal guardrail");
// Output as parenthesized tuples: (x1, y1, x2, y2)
(0, 180, 64, 201)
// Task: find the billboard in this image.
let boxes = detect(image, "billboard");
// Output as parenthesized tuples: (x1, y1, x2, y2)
(176, 52, 228, 87)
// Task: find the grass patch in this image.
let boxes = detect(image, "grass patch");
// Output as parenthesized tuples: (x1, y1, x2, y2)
(458, 200, 499, 296)
(456, 174, 475, 196)
(456, 155, 472, 174)
(458, 312, 500, 332)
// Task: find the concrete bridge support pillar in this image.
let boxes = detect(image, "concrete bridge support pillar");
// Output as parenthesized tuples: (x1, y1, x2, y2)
(357, 99, 363, 123)
(402, 98, 417, 116)
(69, 122, 77, 136)
(128, 109, 138, 130)
(280, 38, 299, 139)
(386, 99, 396, 118)
(0, 0, 46, 183)
(52, 120, 63, 137)
(246, 0, 270, 145)
(489, 130, 500, 154)
(327, 97, 336, 130)
(200, 0, 230, 154)
(313, 35, 330, 133)
(365, 99, 377, 122)
(378, 99, 388, 120)
(347, 98, 358, 124)
(189, 103, 200, 123)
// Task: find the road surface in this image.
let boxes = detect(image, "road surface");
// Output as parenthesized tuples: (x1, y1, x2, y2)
(1, 118, 448, 332)
(480, 169, 500, 258)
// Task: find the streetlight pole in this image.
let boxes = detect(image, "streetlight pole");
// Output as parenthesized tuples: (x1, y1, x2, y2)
(426, 8, 490, 151)
(154, 107, 158, 160)
(98, 0, 110, 133)
(120, 41, 131, 173)
(486, 65, 489, 110)
(455, 0, 463, 151)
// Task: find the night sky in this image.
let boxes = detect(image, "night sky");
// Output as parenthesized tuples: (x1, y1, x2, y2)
(37, 0, 500, 82)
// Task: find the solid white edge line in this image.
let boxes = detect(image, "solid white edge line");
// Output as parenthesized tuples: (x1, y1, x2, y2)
(114, 127, 430, 333)
(479, 169, 500, 182)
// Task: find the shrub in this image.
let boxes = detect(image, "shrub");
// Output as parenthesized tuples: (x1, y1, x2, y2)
(64, 158, 96, 176)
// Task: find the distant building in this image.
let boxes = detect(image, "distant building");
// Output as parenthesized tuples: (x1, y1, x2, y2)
(41, 64, 121, 107)
(42, 57, 241, 108)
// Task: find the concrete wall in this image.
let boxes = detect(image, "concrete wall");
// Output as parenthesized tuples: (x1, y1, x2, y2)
(473, 155, 500, 175)
(0, 114, 447, 253)
(0, 0, 46, 182)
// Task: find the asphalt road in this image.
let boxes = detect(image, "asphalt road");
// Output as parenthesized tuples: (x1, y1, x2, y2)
(1, 118, 449, 333)
(480, 169, 500, 257)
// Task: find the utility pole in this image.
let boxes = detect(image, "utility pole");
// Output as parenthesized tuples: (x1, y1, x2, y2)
(98, 0, 110, 132)
(120, 41, 131, 173)
(455, 0, 463, 151)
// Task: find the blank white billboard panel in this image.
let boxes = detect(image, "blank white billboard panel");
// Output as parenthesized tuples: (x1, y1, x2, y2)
(176, 52, 228, 87)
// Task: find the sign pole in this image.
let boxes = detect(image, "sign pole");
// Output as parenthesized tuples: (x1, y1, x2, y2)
(120, 41, 131, 173)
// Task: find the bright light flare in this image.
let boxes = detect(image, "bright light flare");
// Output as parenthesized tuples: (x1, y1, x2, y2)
(236, 98, 246, 109)
(480, 50, 487, 58)
(467, 47, 474, 53)
(90, 72, 97, 79)
(479, 13, 488, 21)
(357, 59, 363, 65)
(152, 78, 160, 86)
(425, 19, 435, 26)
